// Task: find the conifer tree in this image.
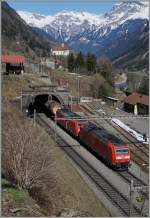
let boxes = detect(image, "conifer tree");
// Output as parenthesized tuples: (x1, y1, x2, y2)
(86, 52, 96, 74)
(75, 51, 85, 73)
(67, 53, 75, 72)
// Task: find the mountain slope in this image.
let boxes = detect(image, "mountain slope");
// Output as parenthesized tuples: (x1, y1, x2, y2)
(112, 25, 149, 71)
(2, 2, 54, 57)
(17, 0, 149, 71)
(18, 1, 148, 42)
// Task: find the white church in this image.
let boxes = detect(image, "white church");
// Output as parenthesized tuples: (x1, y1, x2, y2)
(51, 43, 71, 56)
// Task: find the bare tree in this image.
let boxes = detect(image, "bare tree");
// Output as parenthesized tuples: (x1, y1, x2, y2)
(2, 108, 53, 190)
(89, 74, 105, 98)
(97, 56, 114, 85)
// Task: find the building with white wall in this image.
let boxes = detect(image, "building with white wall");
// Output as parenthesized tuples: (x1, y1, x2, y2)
(51, 43, 70, 56)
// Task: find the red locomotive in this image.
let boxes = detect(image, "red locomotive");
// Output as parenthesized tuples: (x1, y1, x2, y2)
(79, 123, 130, 170)
(56, 109, 86, 137)
(56, 109, 131, 170)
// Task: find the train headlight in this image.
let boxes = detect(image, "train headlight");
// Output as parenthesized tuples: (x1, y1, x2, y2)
(116, 156, 122, 160)
(124, 156, 130, 159)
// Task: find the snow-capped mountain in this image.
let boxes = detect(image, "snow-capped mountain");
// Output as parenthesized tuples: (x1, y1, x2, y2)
(18, 0, 149, 58)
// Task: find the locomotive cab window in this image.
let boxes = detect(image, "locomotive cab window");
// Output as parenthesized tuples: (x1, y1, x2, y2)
(115, 148, 129, 154)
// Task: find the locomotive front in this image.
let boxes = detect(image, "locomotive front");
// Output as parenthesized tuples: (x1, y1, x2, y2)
(111, 144, 131, 170)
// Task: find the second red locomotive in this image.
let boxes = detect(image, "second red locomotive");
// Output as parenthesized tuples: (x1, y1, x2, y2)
(56, 108, 86, 137)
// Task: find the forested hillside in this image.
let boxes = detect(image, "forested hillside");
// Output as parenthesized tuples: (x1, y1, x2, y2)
(112, 24, 149, 71)
(1, 2, 53, 58)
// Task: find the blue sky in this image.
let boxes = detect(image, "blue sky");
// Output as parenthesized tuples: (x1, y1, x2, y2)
(7, 0, 115, 15)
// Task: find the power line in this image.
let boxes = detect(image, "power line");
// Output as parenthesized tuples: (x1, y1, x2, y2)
(54, 116, 149, 120)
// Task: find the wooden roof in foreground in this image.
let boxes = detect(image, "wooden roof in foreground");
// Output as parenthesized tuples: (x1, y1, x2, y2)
(1, 55, 25, 63)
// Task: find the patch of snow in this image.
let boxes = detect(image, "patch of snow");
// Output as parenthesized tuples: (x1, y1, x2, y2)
(112, 118, 149, 145)
(18, 10, 53, 28)
(92, 42, 99, 46)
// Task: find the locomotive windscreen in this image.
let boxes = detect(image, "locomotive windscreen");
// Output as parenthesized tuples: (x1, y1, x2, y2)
(115, 148, 129, 154)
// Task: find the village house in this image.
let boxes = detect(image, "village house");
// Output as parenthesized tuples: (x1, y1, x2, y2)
(123, 92, 149, 115)
(51, 43, 71, 56)
(1, 55, 25, 74)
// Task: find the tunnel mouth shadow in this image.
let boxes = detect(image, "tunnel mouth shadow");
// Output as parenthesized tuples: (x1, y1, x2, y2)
(27, 94, 61, 118)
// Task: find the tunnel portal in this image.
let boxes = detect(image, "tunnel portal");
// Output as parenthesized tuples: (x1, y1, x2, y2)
(27, 94, 62, 117)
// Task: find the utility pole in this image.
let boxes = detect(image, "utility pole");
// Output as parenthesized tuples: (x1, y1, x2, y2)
(70, 95, 73, 111)
(77, 76, 80, 104)
(129, 179, 134, 217)
(33, 109, 36, 126)
(76, 68, 80, 105)
(20, 89, 23, 112)
(54, 114, 57, 141)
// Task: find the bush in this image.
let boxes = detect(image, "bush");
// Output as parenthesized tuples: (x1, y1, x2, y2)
(2, 107, 53, 190)
(89, 74, 114, 98)
(99, 82, 114, 97)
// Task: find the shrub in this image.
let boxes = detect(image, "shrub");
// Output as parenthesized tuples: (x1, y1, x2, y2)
(2, 107, 53, 190)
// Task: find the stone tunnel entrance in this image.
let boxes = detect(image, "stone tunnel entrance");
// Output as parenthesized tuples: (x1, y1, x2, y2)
(27, 94, 62, 117)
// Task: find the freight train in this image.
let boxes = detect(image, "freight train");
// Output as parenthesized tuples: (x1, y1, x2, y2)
(45, 101, 61, 117)
(56, 108, 131, 170)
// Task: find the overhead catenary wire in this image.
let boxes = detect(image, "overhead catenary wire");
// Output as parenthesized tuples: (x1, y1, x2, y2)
(54, 115, 149, 120)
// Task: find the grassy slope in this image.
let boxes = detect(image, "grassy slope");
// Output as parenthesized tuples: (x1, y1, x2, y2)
(2, 178, 45, 216)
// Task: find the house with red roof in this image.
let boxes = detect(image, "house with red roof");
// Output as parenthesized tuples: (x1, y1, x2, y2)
(1, 55, 25, 74)
(51, 43, 71, 56)
(123, 92, 149, 115)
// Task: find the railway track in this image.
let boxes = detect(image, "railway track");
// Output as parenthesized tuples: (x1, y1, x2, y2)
(86, 102, 149, 151)
(36, 113, 145, 217)
(11, 99, 148, 215)
(81, 103, 149, 172)
(80, 103, 149, 173)
(118, 171, 146, 187)
(80, 104, 148, 184)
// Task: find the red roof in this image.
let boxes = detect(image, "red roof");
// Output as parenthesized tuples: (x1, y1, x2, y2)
(52, 43, 70, 51)
(124, 92, 149, 106)
(1, 55, 25, 63)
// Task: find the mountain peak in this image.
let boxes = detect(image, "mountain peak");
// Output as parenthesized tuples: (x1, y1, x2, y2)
(17, 1, 148, 45)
